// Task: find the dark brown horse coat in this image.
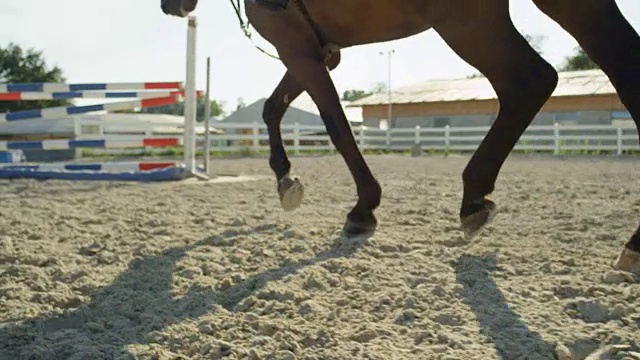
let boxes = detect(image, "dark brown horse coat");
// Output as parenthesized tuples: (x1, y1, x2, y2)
(161, 0, 640, 274)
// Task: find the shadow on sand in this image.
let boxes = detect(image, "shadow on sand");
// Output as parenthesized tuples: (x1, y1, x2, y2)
(454, 254, 556, 360)
(0, 227, 368, 360)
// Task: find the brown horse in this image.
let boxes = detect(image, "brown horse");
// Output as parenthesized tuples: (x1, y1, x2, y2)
(161, 0, 640, 274)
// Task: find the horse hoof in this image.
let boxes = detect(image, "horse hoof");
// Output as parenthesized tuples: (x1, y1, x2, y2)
(342, 218, 377, 239)
(613, 246, 640, 275)
(460, 198, 497, 240)
(278, 175, 304, 211)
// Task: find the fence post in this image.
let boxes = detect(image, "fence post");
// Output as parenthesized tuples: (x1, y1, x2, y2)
(252, 121, 259, 151)
(294, 122, 300, 155)
(358, 126, 365, 150)
(616, 126, 623, 156)
(386, 127, 391, 151)
(415, 125, 420, 144)
(553, 122, 560, 155)
(444, 125, 451, 155)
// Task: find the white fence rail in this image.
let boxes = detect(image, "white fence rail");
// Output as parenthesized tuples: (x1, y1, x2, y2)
(208, 122, 640, 155)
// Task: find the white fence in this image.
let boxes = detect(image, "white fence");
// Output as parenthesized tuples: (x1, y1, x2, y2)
(208, 122, 640, 155)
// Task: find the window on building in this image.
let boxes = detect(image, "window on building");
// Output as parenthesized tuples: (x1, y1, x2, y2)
(612, 111, 632, 119)
(553, 112, 581, 122)
(612, 111, 634, 127)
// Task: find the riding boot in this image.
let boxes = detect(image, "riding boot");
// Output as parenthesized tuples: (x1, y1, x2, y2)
(254, 0, 289, 11)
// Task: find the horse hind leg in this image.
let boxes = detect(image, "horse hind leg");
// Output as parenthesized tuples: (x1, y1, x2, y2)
(263, 51, 342, 211)
(434, 5, 558, 239)
(615, 231, 640, 274)
(532, 0, 640, 274)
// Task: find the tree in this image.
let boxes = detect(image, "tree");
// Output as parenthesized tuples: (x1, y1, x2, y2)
(524, 33, 546, 55)
(0, 43, 70, 113)
(370, 82, 388, 94)
(235, 97, 246, 111)
(557, 47, 599, 71)
(116, 97, 225, 122)
(466, 33, 546, 78)
(342, 89, 372, 102)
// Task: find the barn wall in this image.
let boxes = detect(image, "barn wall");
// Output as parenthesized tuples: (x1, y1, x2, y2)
(360, 94, 627, 129)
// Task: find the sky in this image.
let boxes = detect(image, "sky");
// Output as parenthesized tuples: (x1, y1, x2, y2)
(1, 0, 639, 115)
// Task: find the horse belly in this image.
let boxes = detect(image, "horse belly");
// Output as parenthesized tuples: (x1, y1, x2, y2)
(304, 0, 435, 47)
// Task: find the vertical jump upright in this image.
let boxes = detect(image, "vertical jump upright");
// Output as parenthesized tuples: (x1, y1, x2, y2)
(184, 15, 209, 180)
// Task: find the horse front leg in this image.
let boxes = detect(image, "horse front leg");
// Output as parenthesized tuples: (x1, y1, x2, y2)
(246, 2, 378, 236)
(262, 71, 305, 211)
(263, 51, 342, 211)
(278, 52, 381, 237)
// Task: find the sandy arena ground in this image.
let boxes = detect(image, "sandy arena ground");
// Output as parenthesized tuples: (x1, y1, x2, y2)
(0, 154, 639, 360)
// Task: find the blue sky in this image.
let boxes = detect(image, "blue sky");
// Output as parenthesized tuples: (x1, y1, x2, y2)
(1, 0, 639, 115)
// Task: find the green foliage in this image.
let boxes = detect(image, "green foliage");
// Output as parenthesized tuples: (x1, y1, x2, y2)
(524, 33, 546, 55)
(0, 43, 70, 113)
(558, 47, 599, 71)
(342, 89, 372, 102)
(369, 82, 387, 94)
(466, 72, 486, 79)
(115, 97, 225, 122)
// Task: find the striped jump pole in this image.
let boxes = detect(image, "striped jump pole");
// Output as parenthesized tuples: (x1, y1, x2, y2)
(0, 161, 179, 172)
(0, 90, 204, 101)
(0, 137, 181, 151)
(0, 16, 207, 182)
(0, 95, 181, 122)
(0, 81, 182, 94)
